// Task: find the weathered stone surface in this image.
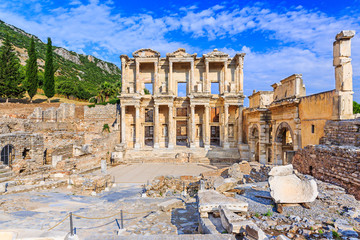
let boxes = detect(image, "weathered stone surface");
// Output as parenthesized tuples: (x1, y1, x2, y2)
(214, 177, 238, 193)
(158, 199, 184, 212)
(246, 224, 267, 240)
(227, 161, 252, 179)
(268, 165, 293, 176)
(219, 205, 249, 233)
(198, 190, 248, 218)
(269, 174, 318, 203)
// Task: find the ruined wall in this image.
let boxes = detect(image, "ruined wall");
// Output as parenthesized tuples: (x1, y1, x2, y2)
(0, 132, 44, 165)
(28, 103, 76, 122)
(84, 104, 117, 119)
(293, 145, 360, 200)
(293, 119, 360, 200)
(299, 90, 337, 146)
(272, 74, 305, 101)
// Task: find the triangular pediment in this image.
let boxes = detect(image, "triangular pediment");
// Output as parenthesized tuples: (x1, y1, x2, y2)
(204, 49, 229, 58)
(132, 49, 160, 58)
(166, 48, 195, 58)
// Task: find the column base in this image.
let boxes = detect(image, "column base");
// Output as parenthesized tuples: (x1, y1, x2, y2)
(153, 143, 160, 149)
(204, 144, 210, 150)
(190, 143, 197, 149)
(223, 142, 230, 149)
(134, 143, 141, 149)
(167, 143, 174, 149)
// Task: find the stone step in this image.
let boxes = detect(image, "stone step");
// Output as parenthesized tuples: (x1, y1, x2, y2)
(0, 176, 13, 183)
(0, 171, 12, 179)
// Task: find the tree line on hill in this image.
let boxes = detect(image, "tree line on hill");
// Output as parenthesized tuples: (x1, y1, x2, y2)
(0, 35, 121, 103)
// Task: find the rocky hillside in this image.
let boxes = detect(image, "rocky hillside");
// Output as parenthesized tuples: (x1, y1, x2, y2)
(0, 20, 121, 94)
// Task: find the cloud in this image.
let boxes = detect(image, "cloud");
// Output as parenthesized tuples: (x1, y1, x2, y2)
(0, 1, 359, 102)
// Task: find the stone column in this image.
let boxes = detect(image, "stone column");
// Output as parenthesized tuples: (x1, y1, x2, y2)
(190, 60, 194, 94)
(134, 105, 140, 149)
(223, 60, 228, 93)
(168, 104, 174, 149)
(239, 57, 244, 93)
(169, 61, 173, 95)
(259, 123, 267, 164)
(154, 104, 160, 149)
(121, 61, 126, 93)
(205, 60, 210, 93)
(135, 60, 140, 94)
(154, 61, 158, 95)
(190, 105, 196, 148)
(204, 105, 210, 150)
(121, 105, 126, 144)
(223, 104, 230, 149)
(238, 105, 243, 144)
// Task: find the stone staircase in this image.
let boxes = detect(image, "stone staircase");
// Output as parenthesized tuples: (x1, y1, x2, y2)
(124, 147, 241, 166)
(0, 164, 13, 183)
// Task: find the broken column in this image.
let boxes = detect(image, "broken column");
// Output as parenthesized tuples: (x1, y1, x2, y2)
(268, 164, 318, 203)
(333, 30, 356, 120)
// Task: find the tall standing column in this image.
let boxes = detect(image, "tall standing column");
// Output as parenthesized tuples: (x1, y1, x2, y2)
(154, 61, 158, 95)
(168, 104, 174, 149)
(134, 105, 141, 149)
(121, 61, 126, 93)
(238, 105, 243, 144)
(121, 105, 126, 145)
(190, 60, 194, 94)
(154, 104, 160, 149)
(190, 105, 196, 148)
(135, 60, 140, 94)
(223, 104, 230, 149)
(169, 61, 173, 95)
(205, 60, 209, 93)
(204, 105, 210, 150)
(223, 60, 228, 93)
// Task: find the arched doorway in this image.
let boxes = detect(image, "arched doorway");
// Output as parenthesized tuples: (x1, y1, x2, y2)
(275, 122, 294, 164)
(249, 125, 260, 162)
(1, 144, 15, 166)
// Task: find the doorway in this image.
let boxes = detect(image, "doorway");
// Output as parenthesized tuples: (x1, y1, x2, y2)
(210, 126, 220, 146)
(1, 144, 14, 166)
(145, 126, 154, 146)
(176, 121, 187, 146)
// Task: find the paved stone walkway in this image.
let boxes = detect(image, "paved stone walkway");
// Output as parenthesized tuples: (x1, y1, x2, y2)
(107, 163, 217, 184)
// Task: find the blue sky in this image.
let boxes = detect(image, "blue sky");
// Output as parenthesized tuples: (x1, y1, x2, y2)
(0, 0, 359, 104)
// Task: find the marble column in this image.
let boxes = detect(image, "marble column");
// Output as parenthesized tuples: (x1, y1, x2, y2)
(135, 60, 140, 94)
(168, 104, 174, 149)
(223, 60, 228, 93)
(154, 104, 160, 149)
(121, 61, 126, 93)
(121, 105, 126, 144)
(238, 105, 243, 144)
(169, 61, 173, 95)
(134, 105, 140, 149)
(190, 105, 196, 148)
(223, 104, 230, 149)
(154, 61, 158, 95)
(190, 60, 194, 94)
(205, 60, 209, 93)
(204, 105, 210, 150)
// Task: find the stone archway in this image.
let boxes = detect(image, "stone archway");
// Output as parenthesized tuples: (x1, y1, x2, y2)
(1, 144, 15, 166)
(249, 125, 260, 162)
(275, 122, 294, 164)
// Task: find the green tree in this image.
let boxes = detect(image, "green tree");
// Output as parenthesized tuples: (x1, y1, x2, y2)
(43, 37, 55, 103)
(354, 101, 360, 114)
(98, 81, 116, 102)
(56, 79, 76, 99)
(25, 37, 38, 102)
(0, 35, 24, 102)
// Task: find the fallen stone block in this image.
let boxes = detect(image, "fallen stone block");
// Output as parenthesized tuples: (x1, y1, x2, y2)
(269, 174, 318, 203)
(228, 161, 252, 179)
(219, 205, 250, 234)
(246, 224, 267, 240)
(158, 198, 184, 212)
(268, 164, 294, 176)
(198, 190, 248, 218)
(214, 177, 238, 193)
(276, 235, 290, 240)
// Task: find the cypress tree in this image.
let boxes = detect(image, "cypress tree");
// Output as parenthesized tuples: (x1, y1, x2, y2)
(25, 37, 38, 103)
(0, 35, 24, 103)
(43, 37, 55, 103)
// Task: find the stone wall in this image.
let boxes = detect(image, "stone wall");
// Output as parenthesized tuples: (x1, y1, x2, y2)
(293, 119, 360, 200)
(293, 145, 360, 200)
(84, 104, 117, 120)
(28, 103, 76, 122)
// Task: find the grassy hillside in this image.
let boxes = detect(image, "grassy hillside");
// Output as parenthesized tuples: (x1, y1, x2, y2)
(0, 20, 121, 99)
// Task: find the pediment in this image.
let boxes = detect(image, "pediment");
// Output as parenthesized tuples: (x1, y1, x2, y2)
(204, 49, 229, 58)
(132, 49, 160, 58)
(166, 48, 195, 58)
